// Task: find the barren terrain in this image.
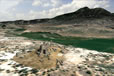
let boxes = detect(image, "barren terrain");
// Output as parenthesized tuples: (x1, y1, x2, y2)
(0, 7, 114, 76)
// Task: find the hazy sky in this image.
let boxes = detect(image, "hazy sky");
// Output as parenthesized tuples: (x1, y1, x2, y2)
(0, 0, 113, 21)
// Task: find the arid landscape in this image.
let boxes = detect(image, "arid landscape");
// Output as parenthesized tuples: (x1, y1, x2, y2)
(0, 7, 114, 76)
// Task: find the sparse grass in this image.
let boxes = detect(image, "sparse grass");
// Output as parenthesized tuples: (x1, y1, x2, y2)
(19, 32, 114, 53)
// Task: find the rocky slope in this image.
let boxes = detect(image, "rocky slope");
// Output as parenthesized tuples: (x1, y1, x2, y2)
(0, 29, 114, 76)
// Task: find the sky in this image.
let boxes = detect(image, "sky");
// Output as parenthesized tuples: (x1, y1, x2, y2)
(0, 0, 113, 21)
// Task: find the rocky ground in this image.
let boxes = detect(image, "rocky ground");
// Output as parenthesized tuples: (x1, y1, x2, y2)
(0, 29, 114, 76)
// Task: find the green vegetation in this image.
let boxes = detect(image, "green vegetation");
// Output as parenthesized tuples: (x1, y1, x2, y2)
(14, 28, 26, 32)
(19, 32, 114, 53)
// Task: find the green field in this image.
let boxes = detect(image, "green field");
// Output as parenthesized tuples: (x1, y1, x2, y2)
(19, 32, 114, 53)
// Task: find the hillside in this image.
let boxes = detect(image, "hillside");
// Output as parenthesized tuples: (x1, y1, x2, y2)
(53, 7, 112, 20)
(0, 7, 114, 25)
(0, 7, 114, 38)
(0, 32, 113, 75)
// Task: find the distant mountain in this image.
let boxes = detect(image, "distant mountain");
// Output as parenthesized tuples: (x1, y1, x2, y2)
(0, 7, 114, 38)
(53, 7, 113, 21)
(0, 19, 49, 25)
(0, 7, 114, 25)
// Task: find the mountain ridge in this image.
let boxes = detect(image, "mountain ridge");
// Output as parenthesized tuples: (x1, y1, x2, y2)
(0, 7, 114, 25)
(53, 7, 113, 20)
